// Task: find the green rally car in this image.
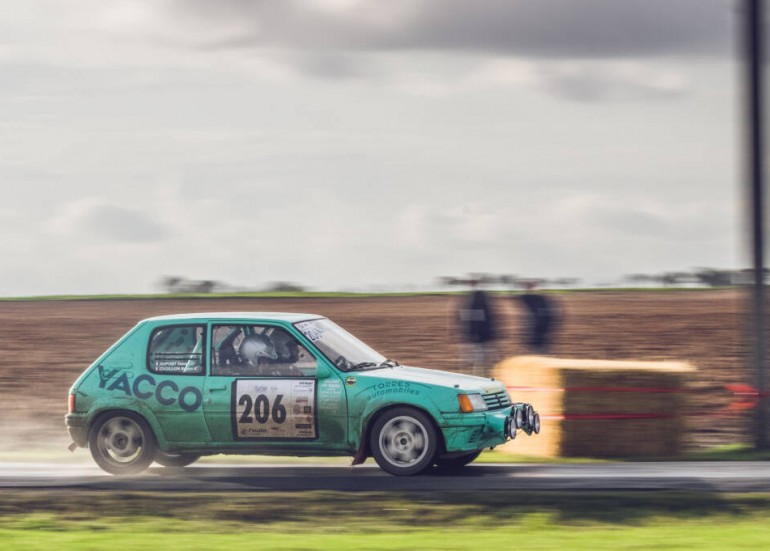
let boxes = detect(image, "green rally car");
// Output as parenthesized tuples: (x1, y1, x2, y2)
(65, 313, 540, 476)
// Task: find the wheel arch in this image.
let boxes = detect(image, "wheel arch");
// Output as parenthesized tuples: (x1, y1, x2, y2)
(87, 404, 166, 448)
(359, 403, 446, 459)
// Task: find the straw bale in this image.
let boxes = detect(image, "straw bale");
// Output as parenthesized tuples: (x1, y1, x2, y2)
(494, 356, 695, 458)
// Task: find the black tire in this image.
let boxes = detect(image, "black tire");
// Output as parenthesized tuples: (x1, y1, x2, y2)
(369, 407, 438, 476)
(435, 450, 482, 470)
(88, 411, 157, 475)
(154, 451, 201, 468)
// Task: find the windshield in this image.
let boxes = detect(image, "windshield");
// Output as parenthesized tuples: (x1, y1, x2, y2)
(294, 318, 387, 371)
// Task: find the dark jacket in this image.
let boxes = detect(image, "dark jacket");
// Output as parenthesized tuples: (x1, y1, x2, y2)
(459, 290, 496, 343)
(518, 292, 558, 348)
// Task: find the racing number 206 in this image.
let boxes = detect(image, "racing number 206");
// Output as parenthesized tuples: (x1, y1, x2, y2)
(238, 393, 287, 424)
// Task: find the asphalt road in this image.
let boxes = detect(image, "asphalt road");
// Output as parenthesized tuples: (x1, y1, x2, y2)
(2, 461, 770, 492)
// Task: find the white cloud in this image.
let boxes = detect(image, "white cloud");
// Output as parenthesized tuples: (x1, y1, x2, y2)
(47, 198, 170, 244)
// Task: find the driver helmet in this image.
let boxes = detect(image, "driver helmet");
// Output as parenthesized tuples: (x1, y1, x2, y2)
(239, 334, 278, 366)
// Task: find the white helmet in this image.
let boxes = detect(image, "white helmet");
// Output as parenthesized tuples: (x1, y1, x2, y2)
(239, 334, 278, 366)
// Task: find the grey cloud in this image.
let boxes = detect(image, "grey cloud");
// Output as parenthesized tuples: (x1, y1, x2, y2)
(540, 65, 688, 102)
(396, 0, 732, 59)
(76, 205, 170, 243)
(292, 53, 371, 80)
(175, 0, 732, 59)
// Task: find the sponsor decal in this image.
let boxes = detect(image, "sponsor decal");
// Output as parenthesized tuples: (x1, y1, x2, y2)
(318, 379, 344, 416)
(97, 365, 203, 412)
(295, 320, 329, 342)
(365, 380, 420, 401)
(233, 379, 317, 440)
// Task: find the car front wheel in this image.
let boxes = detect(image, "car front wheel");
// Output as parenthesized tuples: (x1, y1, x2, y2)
(88, 411, 157, 475)
(370, 407, 438, 476)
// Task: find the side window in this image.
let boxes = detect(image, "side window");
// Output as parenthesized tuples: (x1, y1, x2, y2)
(148, 325, 205, 375)
(211, 324, 317, 377)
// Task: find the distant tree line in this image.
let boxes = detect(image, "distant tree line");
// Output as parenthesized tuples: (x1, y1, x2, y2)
(159, 268, 764, 295)
(438, 274, 581, 289)
(439, 268, 769, 290)
(158, 276, 307, 294)
(623, 268, 770, 287)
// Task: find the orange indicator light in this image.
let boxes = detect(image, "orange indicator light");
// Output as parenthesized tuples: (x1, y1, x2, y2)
(458, 395, 474, 413)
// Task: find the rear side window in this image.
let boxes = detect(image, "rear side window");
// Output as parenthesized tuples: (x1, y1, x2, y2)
(148, 325, 205, 375)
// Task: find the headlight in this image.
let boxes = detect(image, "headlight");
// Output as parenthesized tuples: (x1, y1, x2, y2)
(458, 394, 488, 413)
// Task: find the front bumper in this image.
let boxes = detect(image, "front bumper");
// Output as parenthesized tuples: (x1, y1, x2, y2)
(439, 403, 540, 452)
(65, 413, 89, 447)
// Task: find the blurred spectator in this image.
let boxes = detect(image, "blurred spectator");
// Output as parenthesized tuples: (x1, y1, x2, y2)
(516, 281, 560, 354)
(457, 279, 498, 377)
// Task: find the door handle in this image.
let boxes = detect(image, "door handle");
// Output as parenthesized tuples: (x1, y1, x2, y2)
(208, 385, 227, 392)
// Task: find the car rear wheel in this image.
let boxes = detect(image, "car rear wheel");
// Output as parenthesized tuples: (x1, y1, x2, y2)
(154, 451, 201, 468)
(370, 407, 438, 476)
(88, 411, 157, 475)
(435, 450, 482, 470)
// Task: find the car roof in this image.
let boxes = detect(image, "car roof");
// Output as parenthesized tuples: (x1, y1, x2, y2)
(142, 312, 323, 324)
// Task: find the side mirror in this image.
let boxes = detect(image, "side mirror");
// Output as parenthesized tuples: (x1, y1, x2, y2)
(315, 363, 333, 380)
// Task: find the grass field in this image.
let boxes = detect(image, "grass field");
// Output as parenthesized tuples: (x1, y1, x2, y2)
(2, 491, 770, 550)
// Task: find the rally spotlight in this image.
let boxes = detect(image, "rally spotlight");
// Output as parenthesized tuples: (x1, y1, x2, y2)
(533, 412, 541, 434)
(526, 404, 535, 428)
(514, 407, 524, 429)
(505, 417, 518, 440)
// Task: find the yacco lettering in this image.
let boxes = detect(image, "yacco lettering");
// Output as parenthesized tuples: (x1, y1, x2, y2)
(97, 368, 203, 412)
(97, 365, 118, 389)
(156, 380, 178, 406)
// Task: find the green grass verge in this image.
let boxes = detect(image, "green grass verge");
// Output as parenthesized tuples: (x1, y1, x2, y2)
(1, 491, 770, 550)
(679, 443, 770, 462)
(0, 448, 617, 465)
(3, 444, 769, 465)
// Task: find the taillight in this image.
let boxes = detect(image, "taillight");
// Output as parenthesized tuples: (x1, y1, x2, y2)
(68, 393, 76, 414)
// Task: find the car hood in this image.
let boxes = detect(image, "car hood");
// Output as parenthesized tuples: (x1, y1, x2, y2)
(351, 365, 506, 394)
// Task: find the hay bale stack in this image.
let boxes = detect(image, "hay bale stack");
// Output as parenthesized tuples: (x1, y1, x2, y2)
(494, 356, 695, 458)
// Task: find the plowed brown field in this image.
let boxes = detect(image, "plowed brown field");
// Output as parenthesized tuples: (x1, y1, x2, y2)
(0, 290, 756, 452)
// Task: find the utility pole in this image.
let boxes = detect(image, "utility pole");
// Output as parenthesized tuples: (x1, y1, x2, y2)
(745, 0, 769, 449)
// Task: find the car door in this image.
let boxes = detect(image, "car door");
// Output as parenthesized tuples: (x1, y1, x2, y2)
(144, 323, 212, 444)
(202, 322, 349, 451)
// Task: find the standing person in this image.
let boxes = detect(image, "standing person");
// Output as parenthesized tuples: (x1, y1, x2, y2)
(516, 281, 559, 355)
(457, 279, 498, 377)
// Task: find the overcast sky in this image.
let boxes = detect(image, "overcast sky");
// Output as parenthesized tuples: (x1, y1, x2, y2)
(0, 0, 749, 295)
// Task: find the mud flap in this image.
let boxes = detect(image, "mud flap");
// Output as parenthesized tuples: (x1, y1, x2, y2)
(351, 441, 368, 465)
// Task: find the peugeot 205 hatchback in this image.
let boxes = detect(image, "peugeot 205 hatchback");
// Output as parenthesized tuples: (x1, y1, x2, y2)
(66, 313, 540, 476)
